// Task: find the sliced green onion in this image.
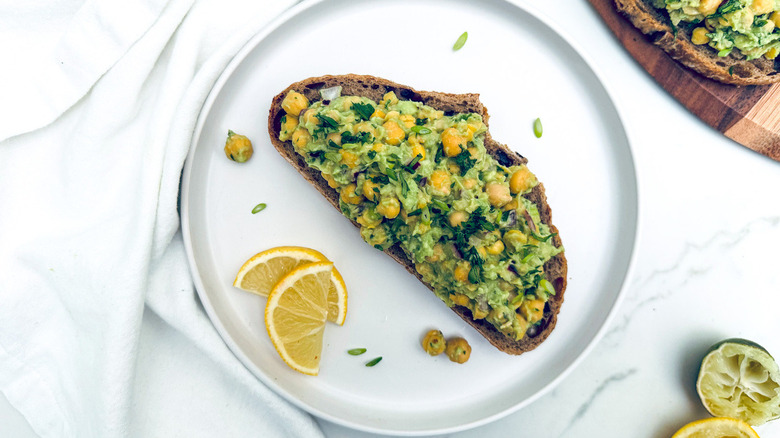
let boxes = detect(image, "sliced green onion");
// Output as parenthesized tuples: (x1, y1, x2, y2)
(431, 199, 450, 212)
(348, 348, 367, 356)
(251, 203, 267, 214)
(453, 31, 468, 51)
(411, 126, 431, 135)
(324, 151, 341, 162)
(365, 357, 382, 367)
(539, 278, 556, 296)
(386, 167, 398, 181)
(533, 118, 543, 138)
(718, 48, 733, 57)
(421, 206, 432, 225)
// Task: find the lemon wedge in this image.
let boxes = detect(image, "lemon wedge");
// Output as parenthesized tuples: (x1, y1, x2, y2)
(233, 246, 328, 297)
(265, 262, 339, 375)
(671, 417, 760, 438)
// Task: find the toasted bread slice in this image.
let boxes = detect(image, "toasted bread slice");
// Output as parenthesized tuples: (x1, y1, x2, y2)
(267, 75, 567, 355)
(614, 0, 780, 85)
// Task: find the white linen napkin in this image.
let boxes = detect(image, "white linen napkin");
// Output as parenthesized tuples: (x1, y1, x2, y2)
(0, 0, 325, 436)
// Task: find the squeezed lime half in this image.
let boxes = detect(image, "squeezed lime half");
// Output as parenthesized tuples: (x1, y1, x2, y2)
(696, 338, 780, 426)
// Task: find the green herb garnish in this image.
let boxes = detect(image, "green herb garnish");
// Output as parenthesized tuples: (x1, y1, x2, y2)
(718, 48, 733, 57)
(369, 174, 389, 185)
(348, 348, 367, 356)
(707, 0, 742, 18)
(415, 118, 428, 126)
(341, 131, 372, 144)
(452, 149, 476, 173)
(351, 102, 374, 121)
(365, 357, 382, 367)
(453, 31, 468, 51)
(251, 203, 267, 214)
(316, 114, 339, 130)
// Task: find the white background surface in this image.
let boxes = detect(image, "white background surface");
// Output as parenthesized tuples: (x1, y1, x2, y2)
(4, 1, 780, 437)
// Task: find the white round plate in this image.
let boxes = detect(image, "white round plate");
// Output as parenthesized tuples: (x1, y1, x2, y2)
(181, 0, 639, 435)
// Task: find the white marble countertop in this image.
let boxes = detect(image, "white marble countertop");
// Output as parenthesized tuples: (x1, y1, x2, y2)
(3, 1, 779, 437)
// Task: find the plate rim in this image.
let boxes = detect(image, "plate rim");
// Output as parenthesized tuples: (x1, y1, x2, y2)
(180, 0, 642, 434)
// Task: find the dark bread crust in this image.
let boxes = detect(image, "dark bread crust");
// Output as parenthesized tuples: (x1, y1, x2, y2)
(614, 0, 780, 85)
(267, 75, 568, 355)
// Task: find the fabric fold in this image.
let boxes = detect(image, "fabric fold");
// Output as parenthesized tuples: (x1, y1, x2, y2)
(0, 0, 172, 142)
(0, 0, 320, 437)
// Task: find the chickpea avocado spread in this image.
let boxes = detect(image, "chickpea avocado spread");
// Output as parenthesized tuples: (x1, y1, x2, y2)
(615, 0, 780, 84)
(661, 0, 780, 60)
(268, 75, 568, 354)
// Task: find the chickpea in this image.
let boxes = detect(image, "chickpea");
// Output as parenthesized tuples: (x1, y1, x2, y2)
(281, 90, 309, 116)
(752, 0, 774, 15)
(421, 329, 446, 356)
(302, 109, 318, 126)
(446, 337, 471, 364)
(383, 120, 405, 145)
(279, 115, 299, 141)
(326, 132, 342, 146)
(502, 199, 518, 212)
(448, 210, 468, 227)
(509, 167, 534, 194)
(380, 91, 399, 107)
(454, 261, 472, 283)
(362, 180, 381, 202)
(411, 143, 426, 160)
(376, 196, 400, 219)
(291, 128, 311, 150)
(473, 305, 489, 320)
(426, 243, 445, 262)
(449, 293, 470, 307)
(486, 182, 512, 207)
(486, 239, 505, 255)
(441, 128, 467, 157)
(503, 229, 528, 251)
(697, 0, 720, 15)
(341, 150, 360, 169)
(322, 173, 339, 189)
(357, 208, 382, 229)
(340, 183, 362, 205)
(354, 121, 376, 138)
(399, 114, 416, 128)
(224, 130, 253, 162)
(520, 299, 545, 325)
(428, 169, 451, 196)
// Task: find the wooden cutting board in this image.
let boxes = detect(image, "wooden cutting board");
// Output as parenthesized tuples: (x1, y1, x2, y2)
(588, 0, 780, 162)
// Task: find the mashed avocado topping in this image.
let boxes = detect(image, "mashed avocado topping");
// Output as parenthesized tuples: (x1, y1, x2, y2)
(278, 89, 563, 341)
(657, 0, 780, 60)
